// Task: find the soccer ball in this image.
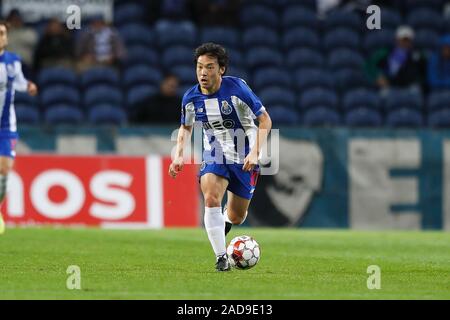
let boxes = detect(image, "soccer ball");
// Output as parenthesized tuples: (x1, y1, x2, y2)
(226, 235, 260, 270)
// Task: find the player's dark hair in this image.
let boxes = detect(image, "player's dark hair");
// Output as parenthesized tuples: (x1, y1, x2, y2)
(194, 42, 229, 75)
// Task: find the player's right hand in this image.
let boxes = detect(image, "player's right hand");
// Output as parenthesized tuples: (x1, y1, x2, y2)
(168, 157, 184, 178)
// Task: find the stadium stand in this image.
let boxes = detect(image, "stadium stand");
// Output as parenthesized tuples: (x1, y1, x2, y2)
(10, 0, 450, 127)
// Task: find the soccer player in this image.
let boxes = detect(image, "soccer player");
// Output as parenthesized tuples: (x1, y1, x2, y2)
(0, 21, 38, 234)
(168, 43, 272, 271)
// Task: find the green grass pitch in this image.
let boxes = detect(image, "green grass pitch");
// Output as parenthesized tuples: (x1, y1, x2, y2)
(0, 227, 449, 299)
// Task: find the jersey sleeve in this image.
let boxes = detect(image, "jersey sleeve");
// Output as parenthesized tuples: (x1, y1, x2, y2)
(13, 59, 28, 92)
(234, 78, 265, 117)
(180, 93, 195, 126)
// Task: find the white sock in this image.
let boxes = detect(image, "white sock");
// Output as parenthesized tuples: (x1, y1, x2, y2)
(223, 206, 232, 224)
(204, 207, 226, 257)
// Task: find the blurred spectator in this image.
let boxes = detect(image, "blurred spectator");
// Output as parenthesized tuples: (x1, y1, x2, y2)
(191, 0, 241, 26)
(131, 74, 180, 124)
(366, 25, 427, 94)
(75, 15, 126, 72)
(6, 9, 38, 75)
(427, 35, 450, 90)
(33, 18, 75, 72)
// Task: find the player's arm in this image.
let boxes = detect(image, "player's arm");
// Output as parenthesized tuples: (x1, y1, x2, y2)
(13, 60, 38, 96)
(243, 110, 272, 172)
(168, 124, 193, 178)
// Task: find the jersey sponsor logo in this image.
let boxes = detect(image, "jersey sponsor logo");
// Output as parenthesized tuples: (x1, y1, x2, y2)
(221, 100, 232, 115)
(203, 119, 236, 130)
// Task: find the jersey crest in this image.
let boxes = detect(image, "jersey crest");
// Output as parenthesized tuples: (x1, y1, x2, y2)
(221, 100, 232, 115)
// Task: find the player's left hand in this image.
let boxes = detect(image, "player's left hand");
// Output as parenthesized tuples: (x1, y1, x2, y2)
(243, 151, 258, 172)
(27, 81, 38, 96)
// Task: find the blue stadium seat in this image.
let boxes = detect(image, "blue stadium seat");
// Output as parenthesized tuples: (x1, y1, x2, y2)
(156, 22, 197, 48)
(15, 91, 38, 107)
(415, 29, 440, 53)
(281, 6, 318, 30)
(333, 69, 374, 92)
(302, 107, 340, 126)
(126, 85, 159, 108)
(287, 48, 324, 69)
(114, 3, 145, 26)
(119, 24, 155, 47)
(386, 108, 423, 127)
(252, 68, 291, 91)
(428, 109, 450, 127)
(44, 104, 84, 125)
(200, 27, 240, 49)
(226, 67, 249, 82)
(37, 67, 77, 88)
(15, 105, 40, 125)
(363, 29, 395, 53)
(240, 5, 278, 29)
(294, 68, 334, 91)
(380, 8, 403, 30)
(123, 65, 163, 88)
(88, 104, 127, 125)
(385, 89, 423, 111)
(282, 27, 320, 50)
(227, 48, 244, 67)
(242, 27, 279, 48)
(407, 8, 444, 32)
(344, 108, 383, 127)
(258, 87, 296, 108)
(328, 49, 365, 71)
(80, 67, 120, 88)
(323, 10, 362, 32)
(299, 88, 339, 111)
(84, 85, 124, 108)
(268, 105, 300, 125)
(40, 85, 81, 109)
(323, 28, 360, 51)
(245, 47, 283, 70)
(343, 89, 381, 111)
(124, 46, 159, 67)
(407, 0, 444, 12)
(428, 91, 450, 111)
(171, 65, 197, 86)
(162, 46, 195, 68)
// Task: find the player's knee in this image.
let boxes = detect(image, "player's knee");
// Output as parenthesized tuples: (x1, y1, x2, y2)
(227, 209, 248, 225)
(204, 194, 221, 208)
(229, 215, 243, 225)
(0, 166, 10, 176)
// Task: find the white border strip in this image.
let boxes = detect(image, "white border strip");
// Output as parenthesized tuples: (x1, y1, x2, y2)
(146, 155, 163, 228)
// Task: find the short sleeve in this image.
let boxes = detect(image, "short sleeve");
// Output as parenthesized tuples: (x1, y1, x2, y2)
(234, 78, 265, 117)
(180, 94, 195, 126)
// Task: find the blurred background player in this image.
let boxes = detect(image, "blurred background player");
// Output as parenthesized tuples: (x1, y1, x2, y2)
(168, 43, 272, 271)
(0, 21, 38, 234)
(130, 73, 181, 124)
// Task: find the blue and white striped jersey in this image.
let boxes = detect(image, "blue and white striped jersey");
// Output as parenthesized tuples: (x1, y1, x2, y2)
(0, 51, 28, 138)
(181, 76, 265, 164)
